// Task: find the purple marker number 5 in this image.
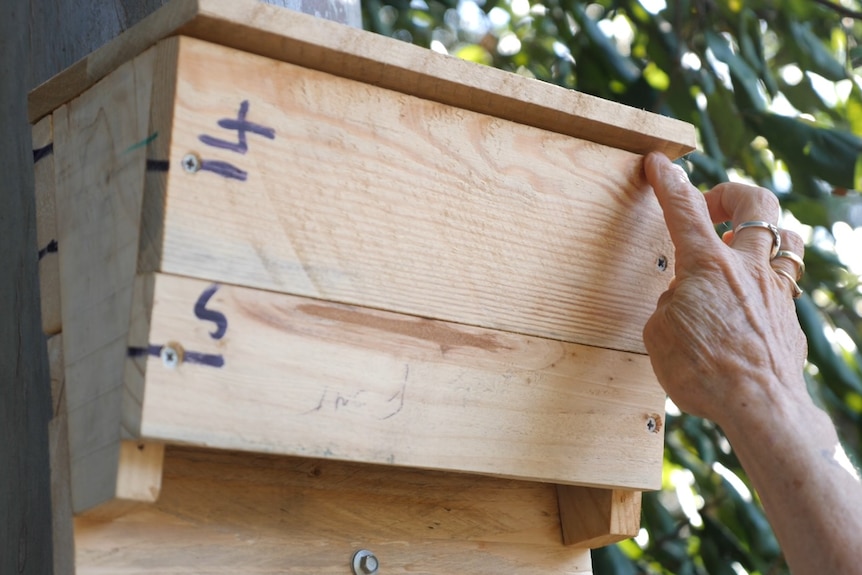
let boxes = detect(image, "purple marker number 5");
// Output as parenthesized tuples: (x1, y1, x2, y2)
(195, 284, 228, 340)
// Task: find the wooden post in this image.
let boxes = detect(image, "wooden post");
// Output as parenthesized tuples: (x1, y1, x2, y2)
(0, 1, 358, 573)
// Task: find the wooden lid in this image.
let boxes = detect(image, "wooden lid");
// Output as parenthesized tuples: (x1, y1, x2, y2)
(28, 0, 696, 158)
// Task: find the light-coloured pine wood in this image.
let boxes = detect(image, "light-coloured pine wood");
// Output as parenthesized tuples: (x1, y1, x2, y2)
(47, 335, 75, 575)
(74, 446, 594, 574)
(131, 272, 665, 489)
(557, 485, 642, 548)
(33, 115, 61, 335)
(53, 39, 175, 515)
(28, 0, 696, 161)
(150, 35, 675, 355)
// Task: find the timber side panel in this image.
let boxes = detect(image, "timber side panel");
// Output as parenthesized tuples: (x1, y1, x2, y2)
(134, 272, 665, 489)
(154, 35, 674, 356)
(74, 446, 593, 574)
(52, 41, 171, 515)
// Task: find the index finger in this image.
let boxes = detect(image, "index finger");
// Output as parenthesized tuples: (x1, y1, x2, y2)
(643, 152, 722, 266)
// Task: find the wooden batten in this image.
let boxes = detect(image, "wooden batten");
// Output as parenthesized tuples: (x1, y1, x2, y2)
(47, 334, 74, 575)
(557, 485, 643, 547)
(74, 446, 594, 574)
(33, 115, 61, 336)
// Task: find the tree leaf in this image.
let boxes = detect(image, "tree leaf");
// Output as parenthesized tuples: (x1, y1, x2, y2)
(753, 112, 862, 190)
(787, 19, 847, 82)
(705, 30, 766, 112)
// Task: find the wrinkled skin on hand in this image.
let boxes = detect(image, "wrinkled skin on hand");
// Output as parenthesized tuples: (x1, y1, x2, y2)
(642, 153, 808, 429)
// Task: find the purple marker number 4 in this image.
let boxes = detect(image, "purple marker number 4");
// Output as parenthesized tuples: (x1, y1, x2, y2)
(197, 100, 276, 181)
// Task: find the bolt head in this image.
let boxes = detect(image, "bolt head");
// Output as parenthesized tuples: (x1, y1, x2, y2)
(352, 550, 379, 575)
(360, 554, 378, 573)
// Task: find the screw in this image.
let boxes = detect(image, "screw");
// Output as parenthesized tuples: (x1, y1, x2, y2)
(646, 416, 661, 433)
(182, 153, 201, 173)
(160, 343, 183, 369)
(657, 256, 668, 272)
(352, 549, 379, 575)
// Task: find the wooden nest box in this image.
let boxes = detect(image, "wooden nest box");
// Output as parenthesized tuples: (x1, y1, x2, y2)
(30, 0, 696, 572)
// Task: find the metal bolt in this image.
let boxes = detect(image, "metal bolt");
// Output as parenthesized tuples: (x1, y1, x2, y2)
(657, 256, 668, 272)
(646, 416, 658, 433)
(352, 549, 379, 575)
(160, 343, 183, 369)
(182, 153, 201, 173)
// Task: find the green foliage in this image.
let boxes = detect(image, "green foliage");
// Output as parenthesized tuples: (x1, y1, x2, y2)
(361, 0, 862, 572)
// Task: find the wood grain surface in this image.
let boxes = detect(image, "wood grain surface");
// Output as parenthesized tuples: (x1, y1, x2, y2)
(74, 446, 594, 574)
(151, 35, 676, 355)
(52, 42, 168, 514)
(558, 485, 642, 548)
(132, 273, 665, 489)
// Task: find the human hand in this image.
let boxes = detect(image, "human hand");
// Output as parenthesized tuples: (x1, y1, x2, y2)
(642, 152, 808, 429)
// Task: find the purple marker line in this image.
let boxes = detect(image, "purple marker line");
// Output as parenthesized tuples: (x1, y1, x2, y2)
(127, 344, 224, 368)
(33, 143, 54, 163)
(127, 344, 163, 358)
(184, 351, 226, 368)
(198, 100, 276, 154)
(200, 159, 247, 181)
(146, 159, 170, 172)
(194, 284, 228, 340)
(37, 239, 58, 260)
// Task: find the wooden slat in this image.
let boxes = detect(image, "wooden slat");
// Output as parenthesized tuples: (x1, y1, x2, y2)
(33, 115, 61, 335)
(131, 273, 665, 489)
(53, 39, 175, 514)
(149, 35, 675, 355)
(557, 486, 642, 548)
(74, 446, 594, 574)
(28, 0, 696, 160)
(47, 334, 74, 575)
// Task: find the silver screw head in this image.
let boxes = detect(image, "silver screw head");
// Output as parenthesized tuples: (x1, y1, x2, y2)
(182, 153, 201, 173)
(352, 549, 379, 575)
(160, 344, 183, 369)
(646, 416, 659, 433)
